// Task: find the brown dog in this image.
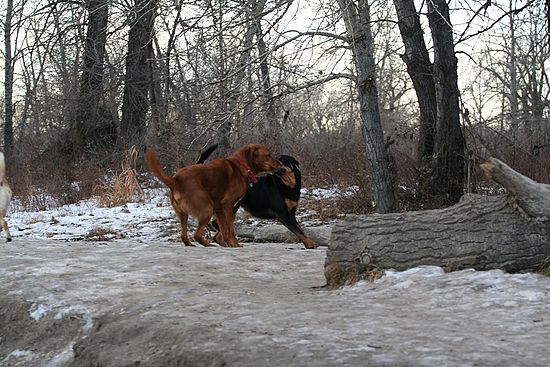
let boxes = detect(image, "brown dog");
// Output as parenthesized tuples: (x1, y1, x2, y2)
(146, 144, 282, 247)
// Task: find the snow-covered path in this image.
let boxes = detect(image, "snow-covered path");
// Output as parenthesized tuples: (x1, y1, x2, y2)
(1, 239, 549, 366)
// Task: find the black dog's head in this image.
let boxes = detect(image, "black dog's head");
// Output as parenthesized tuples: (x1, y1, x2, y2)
(278, 155, 299, 172)
(273, 155, 301, 192)
(274, 155, 300, 176)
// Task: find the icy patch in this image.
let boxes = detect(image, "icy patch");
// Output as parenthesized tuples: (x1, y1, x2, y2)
(1, 349, 34, 365)
(42, 343, 75, 367)
(55, 304, 94, 331)
(301, 185, 358, 199)
(29, 302, 52, 321)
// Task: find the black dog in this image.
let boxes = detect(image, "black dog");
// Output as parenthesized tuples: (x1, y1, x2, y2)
(198, 144, 318, 249)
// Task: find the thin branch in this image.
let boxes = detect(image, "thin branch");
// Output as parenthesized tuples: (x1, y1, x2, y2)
(274, 30, 350, 52)
(270, 73, 356, 100)
(456, 1, 534, 45)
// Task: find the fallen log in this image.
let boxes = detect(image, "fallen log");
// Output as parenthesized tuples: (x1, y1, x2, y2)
(324, 158, 550, 288)
(235, 223, 332, 246)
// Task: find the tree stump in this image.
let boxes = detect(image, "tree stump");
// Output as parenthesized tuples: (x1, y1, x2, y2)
(324, 158, 550, 288)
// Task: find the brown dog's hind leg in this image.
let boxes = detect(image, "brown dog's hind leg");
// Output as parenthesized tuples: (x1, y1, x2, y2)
(193, 229, 210, 246)
(194, 217, 216, 247)
(175, 211, 194, 246)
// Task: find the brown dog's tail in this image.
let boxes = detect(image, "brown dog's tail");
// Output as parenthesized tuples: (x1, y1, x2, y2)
(146, 148, 176, 189)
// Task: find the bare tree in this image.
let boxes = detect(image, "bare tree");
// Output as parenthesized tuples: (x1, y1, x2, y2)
(3, 0, 14, 158)
(337, 0, 399, 213)
(392, 0, 436, 162)
(465, 0, 549, 180)
(392, 0, 465, 206)
(73, 0, 113, 157)
(426, 0, 466, 205)
(3, 0, 546, 203)
(119, 0, 159, 150)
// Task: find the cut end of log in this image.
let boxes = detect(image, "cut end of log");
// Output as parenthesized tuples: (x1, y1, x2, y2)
(324, 263, 384, 289)
(480, 160, 496, 179)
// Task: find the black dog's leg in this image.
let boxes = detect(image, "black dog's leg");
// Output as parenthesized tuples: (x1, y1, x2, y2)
(275, 207, 318, 249)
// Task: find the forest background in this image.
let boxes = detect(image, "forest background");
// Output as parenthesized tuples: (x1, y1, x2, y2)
(1, 0, 549, 214)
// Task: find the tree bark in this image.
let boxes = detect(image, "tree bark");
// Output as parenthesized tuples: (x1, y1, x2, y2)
(337, 0, 399, 214)
(226, 0, 264, 148)
(392, 0, 436, 161)
(3, 0, 14, 159)
(119, 0, 158, 150)
(426, 0, 466, 205)
(324, 158, 550, 288)
(257, 20, 279, 144)
(74, 0, 113, 157)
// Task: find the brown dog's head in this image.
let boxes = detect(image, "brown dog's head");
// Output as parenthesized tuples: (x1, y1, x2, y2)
(238, 144, 282, 174)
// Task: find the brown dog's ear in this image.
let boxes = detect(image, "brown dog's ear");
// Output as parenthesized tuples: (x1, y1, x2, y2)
(244, 145, 257, 165)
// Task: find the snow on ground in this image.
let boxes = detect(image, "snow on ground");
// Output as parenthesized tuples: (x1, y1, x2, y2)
(7, 187, 337, 242)
(2, 186, 550, 366)
(8, 188, 173, 242)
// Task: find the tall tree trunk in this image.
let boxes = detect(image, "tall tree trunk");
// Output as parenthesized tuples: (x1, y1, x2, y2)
(74, 0, 112, 157)
(149, 0, 184, 147)
(337, 0, 399, 213)
(149, 40, 163, 146)
(119, 0, 158, 150)
(3, 0, 14, 159)
(392, 0, 436, 161)
(508, 0, 519, 139)
(211, 0, 231, 155)
(227, 0, 260, 147)
(256, 21, 278, 145)
(427, 0, 466, 205)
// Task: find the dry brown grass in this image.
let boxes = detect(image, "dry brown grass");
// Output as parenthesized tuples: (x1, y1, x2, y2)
(85, 226, 126, 241)
(324, 263, 385, 289)
(538, 257, 550, 277)
(299, 186, 375, 221)
(94, 146, 145, 208)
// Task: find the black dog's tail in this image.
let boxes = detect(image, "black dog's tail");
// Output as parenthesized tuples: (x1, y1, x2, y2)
(196, 143, 218, 164)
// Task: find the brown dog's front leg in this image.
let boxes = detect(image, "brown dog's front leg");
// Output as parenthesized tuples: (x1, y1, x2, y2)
(216, 208, 241, 248)
(213, 231, 224, 246)
(225, 207, 241, 248)
(213, 210, 231, 247)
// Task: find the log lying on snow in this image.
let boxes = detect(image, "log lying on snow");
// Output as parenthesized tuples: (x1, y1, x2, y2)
(325, 158, 550, 288)
(236, 223, 332, 246)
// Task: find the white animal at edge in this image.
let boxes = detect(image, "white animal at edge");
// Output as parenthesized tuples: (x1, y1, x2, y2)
(0, 152, 12, 241)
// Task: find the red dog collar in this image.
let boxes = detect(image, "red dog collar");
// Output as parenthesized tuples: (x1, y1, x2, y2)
(233, 157, 258, 185)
